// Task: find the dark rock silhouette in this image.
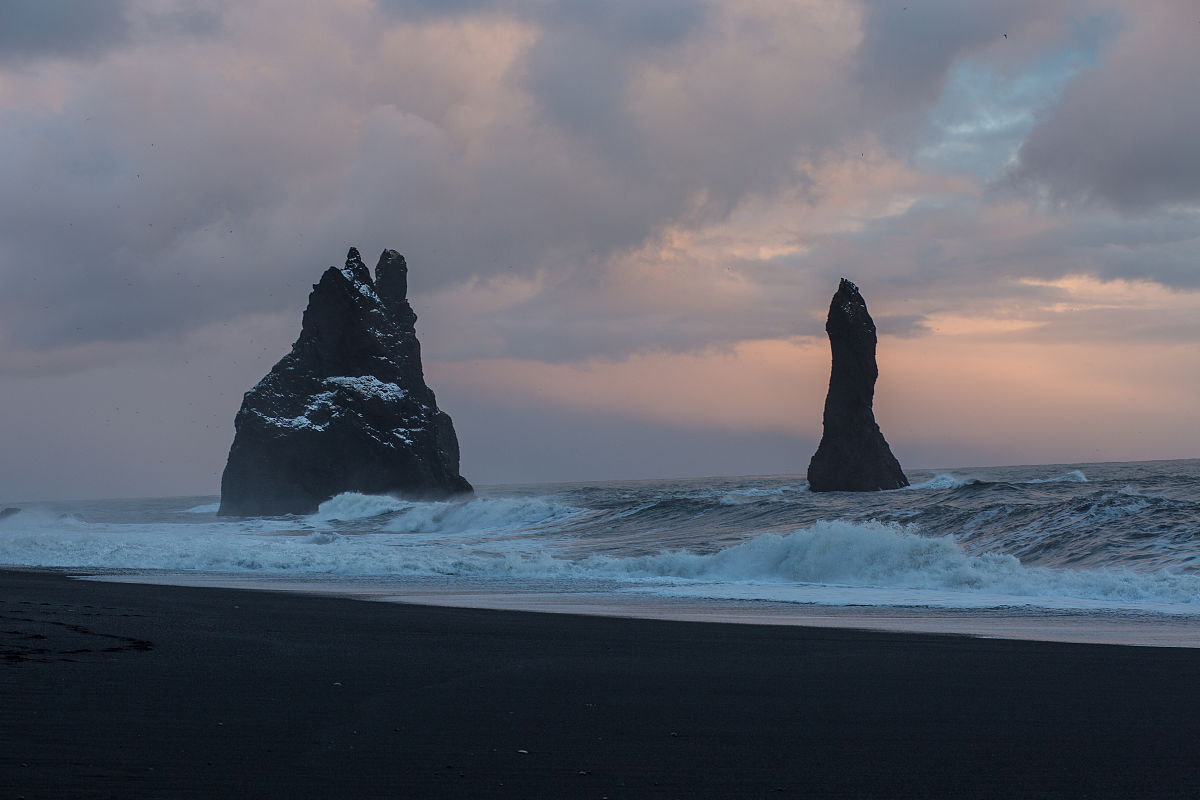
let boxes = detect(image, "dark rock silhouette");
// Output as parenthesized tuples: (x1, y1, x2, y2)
(807, 279, 908, 492)
(0, 507, 20, 521)
(218, 248, 472, 516)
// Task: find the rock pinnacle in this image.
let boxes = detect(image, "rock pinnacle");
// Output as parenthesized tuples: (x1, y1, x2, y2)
(218, 248, 472, 516)
(807, 278, 908, 492)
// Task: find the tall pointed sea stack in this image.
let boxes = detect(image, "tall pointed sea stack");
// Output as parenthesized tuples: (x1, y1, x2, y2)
(807, 278, 908, 492)
(218, 248, 472, 516)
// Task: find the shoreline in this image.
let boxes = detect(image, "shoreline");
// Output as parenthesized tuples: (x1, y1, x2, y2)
(81, 568, 1200, 648)
(5, 568, 1200, 797)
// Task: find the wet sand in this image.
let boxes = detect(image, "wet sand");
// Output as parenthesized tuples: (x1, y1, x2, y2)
(4, 568, 1200, 798)
(88, 572, 1200, 648)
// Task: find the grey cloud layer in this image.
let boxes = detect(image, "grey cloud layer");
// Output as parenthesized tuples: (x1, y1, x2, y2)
(1006, 3, 1200, 211)
(0, 0, 860, 355)
(2, 0, 1198, 498)
(0, 0, 132, 63)
(0, 0, 1194, 368)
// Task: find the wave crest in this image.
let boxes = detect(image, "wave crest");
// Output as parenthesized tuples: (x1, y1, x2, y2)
(383, 496, 586, 535)
(314, 493, 412, 521)
(907, 474, 983, 490)
(1027, 470, 1088, 484)
(601, 521, 1200, 607)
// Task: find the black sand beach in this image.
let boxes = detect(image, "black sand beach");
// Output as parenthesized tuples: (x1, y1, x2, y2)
(4, 569, 1200, 799)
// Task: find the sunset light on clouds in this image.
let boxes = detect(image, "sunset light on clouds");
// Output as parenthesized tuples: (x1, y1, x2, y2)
(0, 0, 1197, 498)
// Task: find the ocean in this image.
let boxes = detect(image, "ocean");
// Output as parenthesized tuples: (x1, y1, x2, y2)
(3, 459, 1199, 645)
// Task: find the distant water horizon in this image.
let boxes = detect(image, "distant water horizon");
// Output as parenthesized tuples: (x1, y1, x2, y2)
(5, 455, 1196, 505)
(3, 457, 1198, 646)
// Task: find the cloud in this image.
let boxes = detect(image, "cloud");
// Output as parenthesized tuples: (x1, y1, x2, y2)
(0, 0, 871, 357)
(0, 0, 1190, 364)
(413, 151, 980, 362)
(444, 396, 811, 485)
(2, 0, 1199, 497)
(1005, 1, 1200, 211)
(375, 0, 705, 46)
(0, 0, 133, 64)
(373, 0, 499, 21)
(853, 0, 1095, 135)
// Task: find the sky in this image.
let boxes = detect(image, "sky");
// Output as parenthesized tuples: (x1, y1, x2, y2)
(1, 0, 1197, 500)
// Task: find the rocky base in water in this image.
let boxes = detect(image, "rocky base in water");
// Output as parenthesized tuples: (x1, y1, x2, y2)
(218, 248, 471, 516)
(807, 278, 908, 492)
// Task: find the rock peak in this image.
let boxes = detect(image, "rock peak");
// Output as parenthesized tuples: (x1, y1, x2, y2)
(829, 278, 874, 338)
(218, 247, 471, 516)
(807, 279, 907, 492)
(340, 247, 372, 287)
(374, 249, 410, 315)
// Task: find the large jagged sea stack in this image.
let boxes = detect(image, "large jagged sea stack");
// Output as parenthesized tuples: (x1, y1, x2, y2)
(807, 279, 908, 492)
(218, 248, 472, 516)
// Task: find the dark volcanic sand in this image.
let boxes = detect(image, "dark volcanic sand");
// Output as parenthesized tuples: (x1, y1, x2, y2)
(3, 569, 1200, 799)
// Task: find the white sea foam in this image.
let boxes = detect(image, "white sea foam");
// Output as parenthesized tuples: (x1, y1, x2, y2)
(725, 486, 803, 497)
(314, 492, 412, 521)
(0, 508, 90, 530)
(907, 470, 1088, 490)
(3, 485, 1197, 613)
(183, 502, 220, 514)
(1027, 470, 1088, 484)
(382, 496, 587, 535)
(907, 474, 981, 490)
(598, 521, 1200, 609)
(311, 493, 586, 534)
(718, 486, 806, 505)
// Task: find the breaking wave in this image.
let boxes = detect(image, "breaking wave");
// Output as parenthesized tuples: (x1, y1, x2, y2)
(2, 511, 1195, 611)
(718, 485, 807, 505)
(908, 470, 1087, 491)
(2, 461, 1196, 615)
(312, 493, 588, 534)
(602, 521, 1200, 608)
(907, 474, 984, 490)
(314, 493, 412, 521)
(1028, 470, 1089, 484)
(381, 496, 588, 535)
